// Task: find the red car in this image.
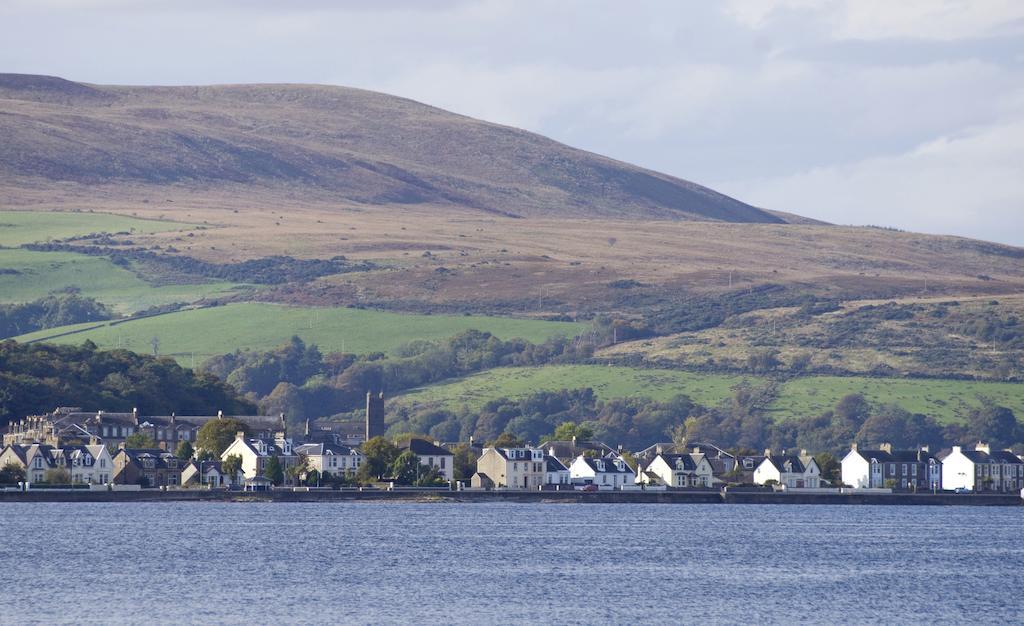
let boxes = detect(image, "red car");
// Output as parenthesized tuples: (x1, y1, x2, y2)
(579, 484, 599, 492)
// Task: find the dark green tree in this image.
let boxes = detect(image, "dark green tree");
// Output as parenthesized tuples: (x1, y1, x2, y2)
(305, 469, 321, 487)
(356, 436, 399, 482)
(0, 462, 25, 484)
(450, 443, 479, 481)
(196, 419, 250, 456)
(221, 454, 243, 478)
(489, 432, 525, 448)
(814, 452, 841, 485)
(262, 456, 284, 485)
(125, 432, 157, 449)
(175, 441, 195, 461)
(391, 450, 422, 485)
(966, 403, 1019, 448)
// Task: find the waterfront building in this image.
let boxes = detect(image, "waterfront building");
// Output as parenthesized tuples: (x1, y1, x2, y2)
(112, 448, 183, 487)
(221, 431, 298, 486)
(569, 454, 636, 488)
(841, 444, 942, 490)
(753, 451, 822, 488)
(294, 442, 364, 478)
(0, 444, 55, 483)
(545, 454, 571, 487)
(181, 460, 242, 488)
(638, 452, 717, 488)
(474, 446, 546, 489)
(397, 438, 454, 482)
(940, 443, 1024, 492)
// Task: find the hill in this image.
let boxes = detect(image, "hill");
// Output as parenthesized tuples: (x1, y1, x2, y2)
(390, 364, 1024, 426)
(0, 73, 780, 223)
(13, 302, 586, 365)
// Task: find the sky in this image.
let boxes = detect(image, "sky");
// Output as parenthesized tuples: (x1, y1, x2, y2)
(1, 0, 1022, 245)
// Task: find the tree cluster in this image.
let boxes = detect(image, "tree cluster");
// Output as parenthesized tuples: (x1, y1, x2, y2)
(202, 331, 590, 430)
(0, 339, 255, 427)
(24, 243, 374, 285)
(0, 294, 112, 339)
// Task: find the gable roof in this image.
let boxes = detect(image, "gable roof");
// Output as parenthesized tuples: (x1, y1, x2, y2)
(577, 455, 634, 474)
(402, 439, 452, 457)
(294, 442, 359, 457)
(544, 455, 569, 472)
(761, 455, 816, 474)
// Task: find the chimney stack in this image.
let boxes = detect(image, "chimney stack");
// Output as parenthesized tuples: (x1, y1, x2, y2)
(975, 441, 990, 454)
(764, 448, 772, 458)
(879, 443, 892, 453)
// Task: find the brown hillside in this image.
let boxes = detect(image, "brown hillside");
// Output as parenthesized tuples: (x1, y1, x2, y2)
(0, 73, 781, 223)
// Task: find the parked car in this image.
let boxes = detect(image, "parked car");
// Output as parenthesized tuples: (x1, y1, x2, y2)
(954, 487, 972, 494)
(579, 484, 599, 492)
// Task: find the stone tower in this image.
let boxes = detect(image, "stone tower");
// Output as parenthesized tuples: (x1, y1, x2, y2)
(365, 391, 385, 441)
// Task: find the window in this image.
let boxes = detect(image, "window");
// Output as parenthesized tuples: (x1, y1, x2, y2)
(440, 457, 446, 469)
(889, 463, 895, 474)
(902, 464, 908, 475)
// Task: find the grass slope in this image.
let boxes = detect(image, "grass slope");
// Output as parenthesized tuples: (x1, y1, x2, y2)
(0, 210, 187, 246)
(0, 248, 243, 314)
(14, 303, 587, 364)
(394, 365, 1024, 425)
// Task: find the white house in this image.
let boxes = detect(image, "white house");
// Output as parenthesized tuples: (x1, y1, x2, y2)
(181, 460, 243, 488)
(294, 442, 363, 478)
(220, 431, 297, 485)
(569, 454, 636, 489)
(841, 444, 942, 490)
(753, 452, 821, 488)
(63, 444, 113, 485)
(399, 439, 454, 482)
(0, 443, 61, 484)
(638, 452, 717, 488)
(545, 454, 571, 487)
(941, 444, 1024, 492)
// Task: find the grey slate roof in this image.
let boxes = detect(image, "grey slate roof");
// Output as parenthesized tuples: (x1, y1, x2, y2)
(579, 456, 633, 474)
(544, 455, 568, 472)
(294, 442, 358, 456)
(402, 439, 453, 457)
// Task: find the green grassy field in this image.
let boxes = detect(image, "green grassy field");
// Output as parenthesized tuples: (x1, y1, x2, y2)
(393, 365, 1024, 424)
(0, 210, 190, 246)
(0, 248, 243, 314)
(15, 302, 588, 364)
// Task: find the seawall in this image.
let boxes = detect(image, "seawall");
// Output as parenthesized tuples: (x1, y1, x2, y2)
(1, 489, 1020, 506)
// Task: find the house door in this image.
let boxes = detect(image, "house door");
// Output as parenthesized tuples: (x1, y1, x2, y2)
(523, 476, 528, 489)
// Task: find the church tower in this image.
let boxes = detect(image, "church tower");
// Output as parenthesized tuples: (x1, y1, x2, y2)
(365, 391, 385, 441)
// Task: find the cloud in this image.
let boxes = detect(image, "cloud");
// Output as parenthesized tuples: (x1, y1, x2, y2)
(0, 0, 1022, 244)
(723, 118, 1024, 243)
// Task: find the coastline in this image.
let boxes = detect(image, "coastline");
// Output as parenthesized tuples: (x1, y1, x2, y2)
(1, 489, 1021, 506)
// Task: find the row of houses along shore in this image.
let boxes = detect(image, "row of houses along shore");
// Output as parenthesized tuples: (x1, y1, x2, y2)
(3, 401, 1024, 495)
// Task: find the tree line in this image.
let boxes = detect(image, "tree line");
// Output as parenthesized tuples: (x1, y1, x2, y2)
(386, 385, 1023, 455)
(0, 293, 112, 339)
(200, 331, 593, 430)
(0, 340, 255, 426)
